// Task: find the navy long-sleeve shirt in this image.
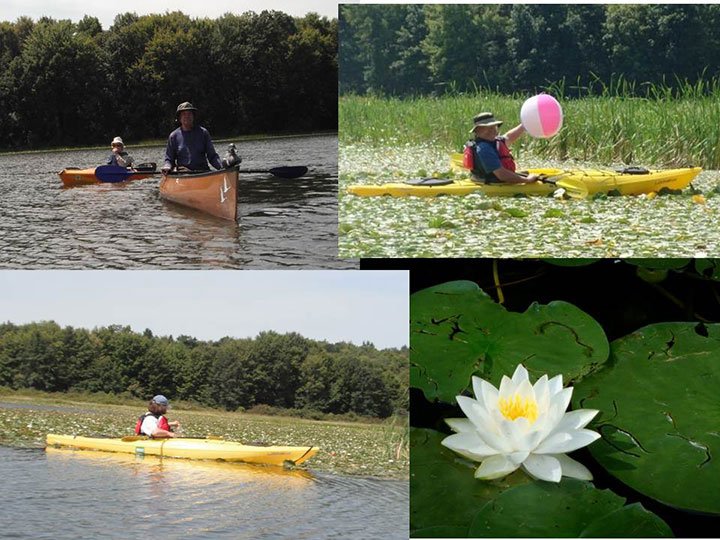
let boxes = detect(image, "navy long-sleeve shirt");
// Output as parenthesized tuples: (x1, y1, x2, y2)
(163, 125, 222, 171)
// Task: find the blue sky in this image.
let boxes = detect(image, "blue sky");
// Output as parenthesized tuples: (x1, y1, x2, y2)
(0, 271, 409, 349)
(0, 0, 337, 27)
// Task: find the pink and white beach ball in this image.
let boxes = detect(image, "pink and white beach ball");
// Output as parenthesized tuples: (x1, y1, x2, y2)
(520, 94, 563, 138)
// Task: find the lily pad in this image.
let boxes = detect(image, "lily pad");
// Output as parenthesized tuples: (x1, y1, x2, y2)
(410, 429, 670, 537)
(573, 322, 720, 515)
(410, 427, 531, 537)
(468, 478, 672, 537)
(410, 281, 609, 403)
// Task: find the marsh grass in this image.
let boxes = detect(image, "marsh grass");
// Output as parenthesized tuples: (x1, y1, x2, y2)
(0, 391, 408, 479)
(340, 81, 720, 169)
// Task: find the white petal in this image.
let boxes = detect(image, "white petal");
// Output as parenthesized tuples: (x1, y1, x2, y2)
(511, 364, 530, 385)
(441, 432, 498, 461)
(474, 454, 521, 480)
(533, 374, 550, 412)
(523, 454, 562, 482)
(498, 374, 514, 400)
(553, 453, 594, 480)
(534, 429, 600, 454)
(456, 396, 492, 429)
(549, 387, 573, 415)
(548, 374, 563, 395)
(515, 378, 536, 403)
(551, 409, 599, 433)
(479, 379, 500, 414)
(444, 418, 475, 433)
(471, 376, 485, 402)
(508, 450, 529, 465)
(478, 421, 514, 453)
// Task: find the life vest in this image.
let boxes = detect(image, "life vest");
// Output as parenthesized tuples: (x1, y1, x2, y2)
(134, 412, 171, 436)
(464, 138, 517, 179)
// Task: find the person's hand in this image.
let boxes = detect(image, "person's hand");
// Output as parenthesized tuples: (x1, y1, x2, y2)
(526, 173, 540, 182)
(161, 166, 171, 176)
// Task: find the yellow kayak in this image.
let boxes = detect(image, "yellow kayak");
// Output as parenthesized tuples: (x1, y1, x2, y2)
(346, 154, 701, 198)
(46, 434, 318, 466)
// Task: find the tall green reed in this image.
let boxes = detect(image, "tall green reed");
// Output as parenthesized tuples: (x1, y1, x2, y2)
(340, 80, 720, 169)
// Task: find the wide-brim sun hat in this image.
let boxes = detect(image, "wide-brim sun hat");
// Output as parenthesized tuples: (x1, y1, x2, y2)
(176, 101, 198, 117)
(470, 112, 503, 133)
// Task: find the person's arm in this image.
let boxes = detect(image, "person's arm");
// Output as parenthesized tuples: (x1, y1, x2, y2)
(162, 133, 176, 174)
(151, 427, 176, 438)
(503, 124, 526, 145)
(204, 129, 223, 170)
(492, 167, 539, 184)
(116, 153, 133, 168)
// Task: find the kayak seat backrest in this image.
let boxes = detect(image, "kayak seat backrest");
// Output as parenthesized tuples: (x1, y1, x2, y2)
(615, 166, 650, 175)
(135, 162, 157, 172)
(404, 178, 454, 186)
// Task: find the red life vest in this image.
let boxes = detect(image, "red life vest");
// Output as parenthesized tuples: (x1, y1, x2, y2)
(134, 412, 171, 436)
(464, 138, 516, 177)
(496, 138, 516, 172)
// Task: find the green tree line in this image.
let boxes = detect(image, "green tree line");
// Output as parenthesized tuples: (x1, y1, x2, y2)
(0, 321, 407, 418)
(0, 10, 337, 149)
(340, 4, 720, 97)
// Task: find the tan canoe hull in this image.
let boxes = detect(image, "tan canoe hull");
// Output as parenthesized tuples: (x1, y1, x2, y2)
(159, 168, 238, 221)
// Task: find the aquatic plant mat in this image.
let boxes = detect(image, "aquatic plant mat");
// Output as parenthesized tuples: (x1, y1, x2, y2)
(0, 393, 408, 479)
(339, 144, 720, 258)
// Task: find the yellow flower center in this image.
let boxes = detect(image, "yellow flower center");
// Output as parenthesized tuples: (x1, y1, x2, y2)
(498, 394, 539, 423)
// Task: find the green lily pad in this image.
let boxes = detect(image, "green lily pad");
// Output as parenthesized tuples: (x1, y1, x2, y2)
(467, 478, 672, 537)
(694, 259, 720, 280)
(573, 322, 720, 515)
(624, 258, 691, 270)
(410, 281, 609, 403)
(410, 428, 531, 537)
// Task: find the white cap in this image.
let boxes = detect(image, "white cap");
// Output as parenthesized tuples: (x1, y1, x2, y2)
(111, 136, 124, 146)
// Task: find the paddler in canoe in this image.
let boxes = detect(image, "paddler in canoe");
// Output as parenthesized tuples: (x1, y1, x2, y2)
(134, 395, 181, 438)
(107, 136, 135, 168)
(161, 101, 232, 175)
(464, 112, 540, 184)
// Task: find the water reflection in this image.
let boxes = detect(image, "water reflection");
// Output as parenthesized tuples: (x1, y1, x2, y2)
(1, 446, 407, 539)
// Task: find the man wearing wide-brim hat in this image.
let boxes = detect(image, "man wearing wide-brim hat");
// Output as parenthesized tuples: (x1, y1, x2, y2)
(107, 136, 135, 168)
(467, 112, 539, 184)
(161, 101, 223, 175)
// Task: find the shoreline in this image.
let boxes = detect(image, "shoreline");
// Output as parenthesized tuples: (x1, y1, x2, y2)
(0, 130, 338, 156)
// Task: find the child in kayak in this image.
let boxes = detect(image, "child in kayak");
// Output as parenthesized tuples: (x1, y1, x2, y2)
(135, 395, 180, 438)
(107, 136, 135, 168)
(465, 112, 539, 184)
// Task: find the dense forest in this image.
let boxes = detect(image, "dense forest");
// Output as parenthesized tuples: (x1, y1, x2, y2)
(0, 10, 337, 149)
(340, 4, 720, 97)
(0, 322, 407, 418)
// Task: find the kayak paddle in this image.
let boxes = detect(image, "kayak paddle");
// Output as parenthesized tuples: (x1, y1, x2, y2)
(539, 172, 589, 199)
(239, 166, 308, 179)
(95, 165, 308, 182)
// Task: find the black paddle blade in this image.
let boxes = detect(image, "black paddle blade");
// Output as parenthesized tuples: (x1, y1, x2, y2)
(267, 166, 308, 179)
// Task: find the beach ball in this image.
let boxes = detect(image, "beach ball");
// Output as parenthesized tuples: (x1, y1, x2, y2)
(521, 94, 563, 138)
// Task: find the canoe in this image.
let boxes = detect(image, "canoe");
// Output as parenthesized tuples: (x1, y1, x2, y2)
(58, 167, 155, 188)
(159, 168, 238, 220)
(346, 154, 702, 198)
(46, 434, 318, 466)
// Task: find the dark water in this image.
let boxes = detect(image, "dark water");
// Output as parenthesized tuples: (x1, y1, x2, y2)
(1, 446, 408, 539)
(0, 135, 351, 269)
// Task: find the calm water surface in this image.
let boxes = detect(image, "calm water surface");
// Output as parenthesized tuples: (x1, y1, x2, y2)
(0, 135, 350, 269)
(1, 446, 408, 539)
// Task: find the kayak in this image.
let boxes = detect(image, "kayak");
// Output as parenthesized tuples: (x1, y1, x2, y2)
(46, 434, 318, 466)
(346, 154, 702, 198)
(159, 168, 238, 221)
(59, 167, 156, 188)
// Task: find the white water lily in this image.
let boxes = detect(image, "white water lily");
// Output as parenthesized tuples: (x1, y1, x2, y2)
(441, 364, 600, 483)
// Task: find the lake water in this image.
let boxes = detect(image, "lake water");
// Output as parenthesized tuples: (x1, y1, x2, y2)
(0, 134, 352, 269)
(0, 446, 408, 539)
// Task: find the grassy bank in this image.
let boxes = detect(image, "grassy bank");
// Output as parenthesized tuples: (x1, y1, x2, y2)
(0, 389, 408, 480)
(340, 89, 720, 169)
